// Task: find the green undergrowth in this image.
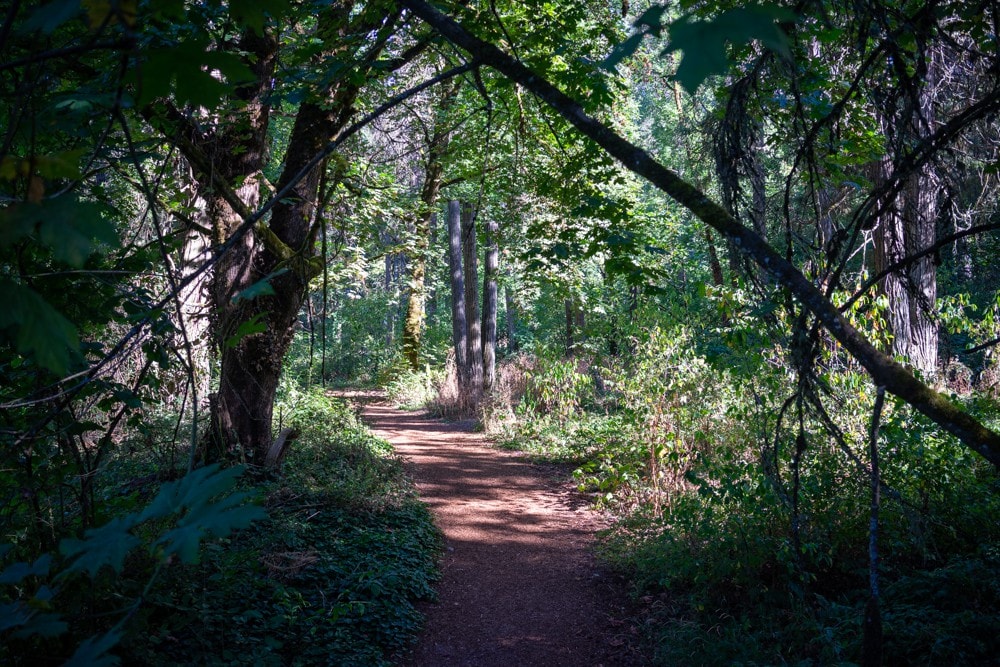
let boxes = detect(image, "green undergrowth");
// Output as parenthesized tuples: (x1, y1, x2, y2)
(485, 333, 1000, 665)
(383, 364, 446, 412)
(121, 389, 440, 666)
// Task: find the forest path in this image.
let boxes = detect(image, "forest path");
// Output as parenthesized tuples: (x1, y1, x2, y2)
(345, 391, 643, 666)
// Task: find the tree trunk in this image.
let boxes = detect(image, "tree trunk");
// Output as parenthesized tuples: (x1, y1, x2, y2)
(564, 296, 585, 355)
(462, 202, 483, 395)
(705, 229, 726, 287)
(872, 50, 939, 376)
(199, 28, 279, 465)
(504, 284, 518, 353)
(167, 5, 397, 465)
(426, 212, 439, 324)
(177, 222, 212, 410)
(565, 298, 574, 356)
(482, 218, 499, 391)
(402, 164, 442, 369)
(402, 78, 460, 369)
(448, 200, 469, 388)
(951, 211, 974, 283)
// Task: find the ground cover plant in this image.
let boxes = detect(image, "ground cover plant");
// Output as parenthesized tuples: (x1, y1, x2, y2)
(1, 389, 439, 665)
(125, 390, 440, 666)
(475, 325, 1000, 665)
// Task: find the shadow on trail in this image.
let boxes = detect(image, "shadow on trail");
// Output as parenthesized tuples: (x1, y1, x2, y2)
(353, 396, 644, 667)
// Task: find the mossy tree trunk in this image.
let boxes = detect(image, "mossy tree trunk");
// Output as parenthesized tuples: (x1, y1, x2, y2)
(402, 78, 461, 369)
(462, 202, 483, 397)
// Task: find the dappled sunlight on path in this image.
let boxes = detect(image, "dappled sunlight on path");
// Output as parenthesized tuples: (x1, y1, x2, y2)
(356, 397, 642, 667)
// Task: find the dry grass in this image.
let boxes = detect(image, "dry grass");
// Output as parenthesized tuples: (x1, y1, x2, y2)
(427, 352, 539, 429)
(426, 355, 479, 420)
(480, 353, 537, 436)
(260, 549, 320, 581)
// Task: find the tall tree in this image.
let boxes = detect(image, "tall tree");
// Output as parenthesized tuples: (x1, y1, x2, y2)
(402, 76, 461, 369)
(505, 285, 518, 353)
(447, 199, 469, 388)
(482, 217, 499, 389)
(870, 31, 941, 375)
(148, 3, 403, 463)
(399, 0, 1000, 467)
(462, 201, 484, 395)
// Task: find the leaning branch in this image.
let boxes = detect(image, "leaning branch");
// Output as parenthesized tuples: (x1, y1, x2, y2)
(396, 0, 1000, 468)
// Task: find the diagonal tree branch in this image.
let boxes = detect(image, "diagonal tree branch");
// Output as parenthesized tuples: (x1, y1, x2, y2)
(396, 0, 1000, 468)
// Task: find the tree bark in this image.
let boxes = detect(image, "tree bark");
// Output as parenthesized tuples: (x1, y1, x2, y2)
(402, 164, 442, 369)
(463, 202, 483, 396)
(872, 50, 940, 376)
(399, 0, 1000, 467)
(504, 284, 518, 353)
(402, 78, 460, 369)
(564, 296, 585, 355)
(565, 298, 575, 356)
(426, 212, 439, 324)
(177, 220, 212, 410)
(200, 27, 279, 465)
(705, 229, 726, 287)
(163, 5, 398, 465)
(482, 218, 499, 390)
(447, 199, 469, 389)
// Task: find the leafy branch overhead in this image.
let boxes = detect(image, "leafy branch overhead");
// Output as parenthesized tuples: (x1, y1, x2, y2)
(398, 0, 1000, 468)
(605, 3, 795, 92)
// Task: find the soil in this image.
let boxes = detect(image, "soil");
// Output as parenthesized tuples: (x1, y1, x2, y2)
(350, 392, 647, 667)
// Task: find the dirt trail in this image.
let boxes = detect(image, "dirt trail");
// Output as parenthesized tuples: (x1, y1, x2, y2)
(353, 394, 643, 667)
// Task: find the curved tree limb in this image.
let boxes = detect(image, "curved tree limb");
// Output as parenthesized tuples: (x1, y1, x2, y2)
(397, 0, 1000, 468)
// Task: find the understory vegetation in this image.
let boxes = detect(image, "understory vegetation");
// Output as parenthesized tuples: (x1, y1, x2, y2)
(2, 388, 439, 666)
(388, 322, 1000, 665)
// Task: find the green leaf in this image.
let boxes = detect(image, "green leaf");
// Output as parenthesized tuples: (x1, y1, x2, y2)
(11, 611, 67, 639)
(224, 313, 268, 350)
(230, 0, 291, 35)
(0, 602, 31, 633)
(40, 206, 118, 266)
(635, 5, 669, 33)
(0, 206, 35, 248)
(603, 32, 645, 70)
(156, 492, 264, 563)
(665, 5, 794, 94)
(233, 269, 288, 302)
(0, 600, 67, 638)
(2, 197, 119, 266)
(138, 40, 257, 108)
(21, 0, 82, 34)
(137, 464, 252, 523)
(0, 554, 52, 585)
(0, 280, 81, 376)
(60, 516, 141, 579)
(151, 0, 185, 20)
(142, 465, 264, 563)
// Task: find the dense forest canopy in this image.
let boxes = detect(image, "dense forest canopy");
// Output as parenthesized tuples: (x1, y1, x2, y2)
(2, 0, 999, 664)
